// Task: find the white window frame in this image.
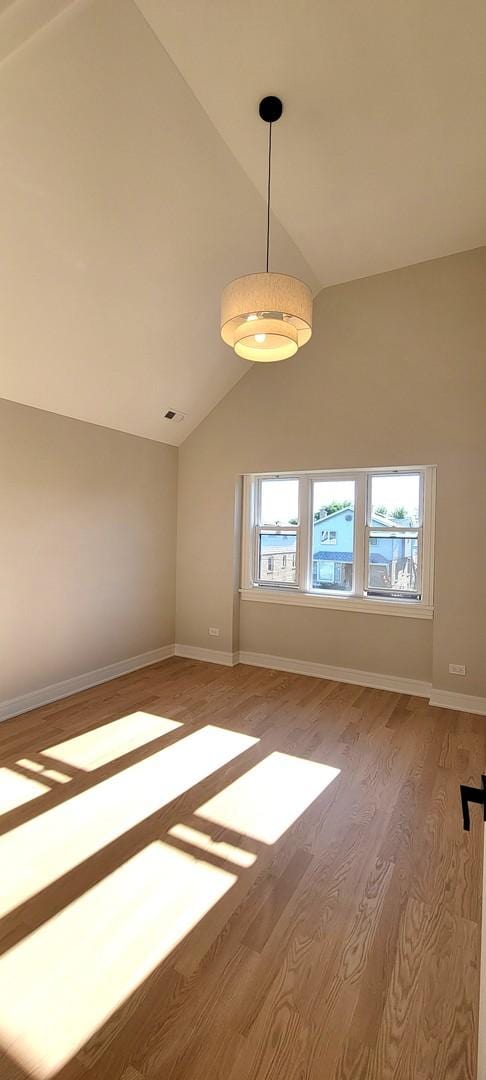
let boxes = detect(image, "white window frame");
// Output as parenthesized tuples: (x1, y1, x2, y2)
(240, 466, 436, 619)
(252, 475, 303, 588)
(365, 469, 423, 600)
(321, 529, 337, 545)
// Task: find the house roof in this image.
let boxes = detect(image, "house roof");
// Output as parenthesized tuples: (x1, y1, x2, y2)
(313, 551, 391, 564)
(260, 536, 296, 555)
(371, 512, 414, 527)
(314, 507, 354, 526)
(314, 507, 404, 528)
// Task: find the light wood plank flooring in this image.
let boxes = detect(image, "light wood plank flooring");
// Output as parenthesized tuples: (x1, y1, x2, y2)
(0, 657, 483, 1079)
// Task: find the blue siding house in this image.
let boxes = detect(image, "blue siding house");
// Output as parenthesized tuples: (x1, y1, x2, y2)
(313, 507, 414, 591)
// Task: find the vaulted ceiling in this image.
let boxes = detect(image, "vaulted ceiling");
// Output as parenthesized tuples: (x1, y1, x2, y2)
(1, 0, 485, 444)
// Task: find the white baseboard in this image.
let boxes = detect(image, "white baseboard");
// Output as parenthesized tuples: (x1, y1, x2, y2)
(238, 650, 431, 698)
(239, 649, 486, 714)
(0, 645, 175, 723)
(3, 643, 485, 725)
(174, 644, 238, 667)
(428, 688, 486, 715)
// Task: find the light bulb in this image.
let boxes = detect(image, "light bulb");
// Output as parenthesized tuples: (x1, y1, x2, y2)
(255, 333, 266, 343)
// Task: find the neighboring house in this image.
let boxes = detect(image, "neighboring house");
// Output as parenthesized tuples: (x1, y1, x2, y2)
(259, 534, 297, 583)
(259, 506, 418, 593)
(312, 507, 416, 592)
(312, 505, 355, 589)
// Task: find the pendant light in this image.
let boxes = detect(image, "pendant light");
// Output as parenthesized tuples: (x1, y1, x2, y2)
(220, 96, 313, 363)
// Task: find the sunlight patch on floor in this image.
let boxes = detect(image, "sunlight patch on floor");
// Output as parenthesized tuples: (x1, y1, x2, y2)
(0, 841, 237, 1078)
(44, 712, 181, 771)
(0, 768, 48, 815)
(168, 822, 257, 868)
(0, 725, 257, 919)
(196, 751, 340, 843)
(39, 769, 71, 784)
(0, 754, 84, 819)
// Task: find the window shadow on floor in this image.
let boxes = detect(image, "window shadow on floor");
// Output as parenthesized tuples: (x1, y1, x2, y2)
(0, 676, 341, 1079)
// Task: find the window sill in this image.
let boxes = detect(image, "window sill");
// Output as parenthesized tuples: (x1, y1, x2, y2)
(240, 587, 433, 619)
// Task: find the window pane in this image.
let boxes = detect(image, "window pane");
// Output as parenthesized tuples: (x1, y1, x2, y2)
(367, 532, 420, 596)
(312, 480, 355, 591)
(370, 474, 420, 526)
(259, 532, 296, 584)
(260, 479, 299, 525)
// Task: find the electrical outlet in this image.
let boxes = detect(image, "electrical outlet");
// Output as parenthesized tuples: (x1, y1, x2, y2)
(449, 663, 466, 676)
(208, 627, 220, 637)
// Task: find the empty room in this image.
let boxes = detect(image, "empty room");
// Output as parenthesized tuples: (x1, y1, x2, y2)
(1, 1, 486, 1077)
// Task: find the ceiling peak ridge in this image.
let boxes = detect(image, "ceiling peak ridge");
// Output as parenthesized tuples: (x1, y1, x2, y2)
(131, 0, 320, 293)
(0, 0, 82, 69)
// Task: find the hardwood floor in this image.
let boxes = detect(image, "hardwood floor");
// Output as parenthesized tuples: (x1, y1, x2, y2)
(0, 657, 482, 1079)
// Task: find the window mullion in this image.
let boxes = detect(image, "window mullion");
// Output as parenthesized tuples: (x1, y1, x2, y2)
(421, 466, 436, 606)
(354, 473, 366, 596)
(298, 477, 311, 591)
(252, 481, 262, 586)
(415, 526, 424, 598)
(253, 525, 262, 584)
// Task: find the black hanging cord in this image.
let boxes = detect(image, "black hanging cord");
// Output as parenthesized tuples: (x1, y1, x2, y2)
(266, 121, 272, 273)
(259, 96, 283, 273)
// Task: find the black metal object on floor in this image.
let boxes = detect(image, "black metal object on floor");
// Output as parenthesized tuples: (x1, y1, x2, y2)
(461, 775, 486, 831)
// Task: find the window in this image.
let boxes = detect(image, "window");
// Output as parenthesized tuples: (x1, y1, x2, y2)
(313, 479, 355, 592)
(241, 467, 435, 617)
(367, 473, 421, 599)
(254, 479, 299, 586)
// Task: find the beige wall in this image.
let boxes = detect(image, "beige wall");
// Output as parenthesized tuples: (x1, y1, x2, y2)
(1, 399, 177, 701)
(239, 605, 432, 683)
(176, 247, 486, 697)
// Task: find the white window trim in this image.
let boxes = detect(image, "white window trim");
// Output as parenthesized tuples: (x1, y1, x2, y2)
(240, 466, 436, 620)
(252, 474, 302, 588)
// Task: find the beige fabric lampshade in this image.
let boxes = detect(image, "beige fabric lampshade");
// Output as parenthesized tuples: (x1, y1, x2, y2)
(220, 272, 313, 363)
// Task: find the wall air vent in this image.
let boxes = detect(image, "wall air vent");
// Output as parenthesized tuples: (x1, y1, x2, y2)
(163, 409, 185, 423)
